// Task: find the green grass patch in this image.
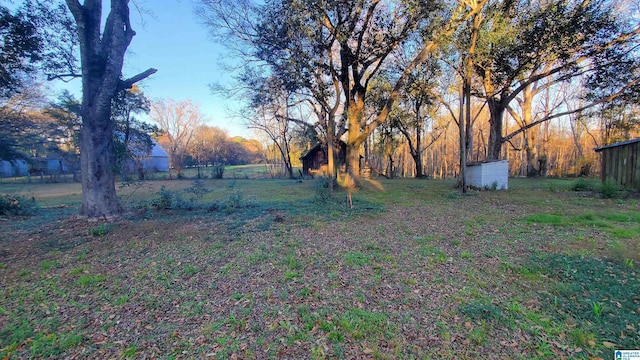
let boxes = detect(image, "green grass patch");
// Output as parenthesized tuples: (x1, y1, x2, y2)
(611, 226, 640, 239)
(282, 254, 303, 270)
(122, 345, 138, 359)
(528, 254, 640, 351)
(467, 323, 489, 345)
(0, 321, 34, 357)
(458, 301, 502, 322)
(0, 318, 83, 359)
(526, 213, 564, 225)
(343, 251, 371, 267)
(29, 332, 84, 358)
(183, 264, 199, 276)
(419, 245, 448, 263)
(335, 308, 391, 340)
(40, 260, 59, 271)
(284, 271, 301, 280)
(526, 211, 640, 246)
(76, 274, 108, 287)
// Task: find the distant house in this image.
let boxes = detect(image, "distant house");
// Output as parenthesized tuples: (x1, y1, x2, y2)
(0, 158, 73, 178)
(300, 141, 346, 176)
(0, 159, 28, 177)
(0, 140, 169, 179)
(124, 139, 170, 177)
(141, 141, 170, 172)
(594, 138, 640, 190)
(40, 158, 70, 174)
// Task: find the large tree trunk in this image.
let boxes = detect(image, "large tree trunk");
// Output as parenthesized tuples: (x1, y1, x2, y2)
(66, 0, 156, 218)
(345, 87, 366, 186)
(79, 95, 122, 217)
(412, 152, 423, 178)
(458, 80, 467, 191)
(487, 97, 506, 160)
(326, 112, 336, 195)
(523, 130, 539, 176)
(414, 124, 424, 178)
(345, 141, 360, 184)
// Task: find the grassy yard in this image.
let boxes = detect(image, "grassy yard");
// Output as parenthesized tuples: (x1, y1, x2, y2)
(0, 177, 639, 359)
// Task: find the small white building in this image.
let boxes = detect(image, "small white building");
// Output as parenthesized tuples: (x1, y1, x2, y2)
(466, 160, 509, 190)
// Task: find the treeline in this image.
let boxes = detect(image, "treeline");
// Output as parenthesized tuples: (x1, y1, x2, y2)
(148, 98, 264, 177)
(0, 85, 264, 178)
(2, 0, 639, 186)
(364, 106, 640, 179)
(197, 0, 640, 182)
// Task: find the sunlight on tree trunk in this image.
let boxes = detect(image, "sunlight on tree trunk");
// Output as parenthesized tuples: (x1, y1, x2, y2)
(65, 0, 156, 219)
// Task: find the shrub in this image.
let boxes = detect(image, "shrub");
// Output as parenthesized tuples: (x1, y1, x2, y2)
(88, 224, 111, 237)
(576, 157, 594, 177)
(151, 182, 217, 211)
(571, 177, 595, 192)
(206, 188, 257, 213)
(598, 179, 621, 198)
(212, 166, 225, 179)
(184, 180, 211, 199)
(314, 177, 332, 203)
(0, 194, 39, 216)
(152, 186, 175, 209)
(222, 189, 256, 209)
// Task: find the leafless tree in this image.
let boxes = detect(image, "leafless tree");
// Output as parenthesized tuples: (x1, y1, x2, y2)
(150, 99, 204, 177)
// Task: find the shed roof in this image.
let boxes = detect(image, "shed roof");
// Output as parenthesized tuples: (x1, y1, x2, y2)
(299, 141, 346, 160)
(149, 142, 169, 158)
(594, 138, 640, 152)
(300, 143, 322, 161)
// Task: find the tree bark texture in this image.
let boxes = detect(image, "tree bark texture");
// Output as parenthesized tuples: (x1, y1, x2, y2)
(487, 96, 506, 160)
(345, 85, 366, 186)
(66, 0, 156, 218)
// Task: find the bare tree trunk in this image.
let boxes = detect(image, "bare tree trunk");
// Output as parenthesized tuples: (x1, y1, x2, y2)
(345, 89, 365, 186)
(487, 97, 506, 160)
(66, 0, 156, 218)
(326, 112, 335, 195)
(79, 108, 122, 217)
(66, 0, 155, 218)
(459, 80, 467, 192)
(465, 108, 474, 162)
(414, 121, 424, 177)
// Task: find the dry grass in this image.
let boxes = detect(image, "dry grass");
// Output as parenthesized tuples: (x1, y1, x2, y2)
(0, 177, 638, 359)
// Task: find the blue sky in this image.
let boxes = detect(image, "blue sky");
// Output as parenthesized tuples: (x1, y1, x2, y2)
(51, 0, 250, 138)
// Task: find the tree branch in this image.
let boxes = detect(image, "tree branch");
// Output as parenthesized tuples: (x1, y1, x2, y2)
(503, 26, 640, 105)
(64, 0, 83, 22)
(119, 68, 158, 90)
(47, 73, 82, 82)
(358, 2, 485, 144)
(503, 76, 640, 142)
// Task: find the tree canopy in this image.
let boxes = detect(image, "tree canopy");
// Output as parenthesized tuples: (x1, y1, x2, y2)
(197, 0, 640, 183)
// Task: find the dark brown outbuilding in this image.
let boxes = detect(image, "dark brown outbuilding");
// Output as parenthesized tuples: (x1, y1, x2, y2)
(299, 141, 346, 176)
(594, 138, 640, 190)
